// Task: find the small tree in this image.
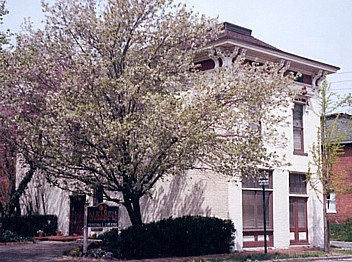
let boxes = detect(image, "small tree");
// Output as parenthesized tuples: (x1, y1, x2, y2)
(307, 80, 352, 252)
(0, 0, 40, 217)
(1, 0, 294, 226)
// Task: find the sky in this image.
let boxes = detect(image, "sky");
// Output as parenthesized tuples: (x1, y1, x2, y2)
(2, 0, 352, 96)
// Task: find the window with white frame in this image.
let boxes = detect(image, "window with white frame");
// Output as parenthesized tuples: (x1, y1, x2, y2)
(327, 192, 336, 213)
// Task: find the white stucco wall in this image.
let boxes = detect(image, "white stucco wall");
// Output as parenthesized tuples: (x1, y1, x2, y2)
(140, 171, 230, 223)
(272, 169, 290, 248)
(228, 179, 243, 251)
(18, 168, 71, 235)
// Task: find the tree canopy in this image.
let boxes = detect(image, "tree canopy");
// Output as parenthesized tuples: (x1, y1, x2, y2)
(0, 0, 294, 225)
(0, 0, 8, 49)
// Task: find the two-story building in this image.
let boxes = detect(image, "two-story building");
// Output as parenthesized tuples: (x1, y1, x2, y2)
(137, 22, 339, 250)
(18, 22, 339, 250)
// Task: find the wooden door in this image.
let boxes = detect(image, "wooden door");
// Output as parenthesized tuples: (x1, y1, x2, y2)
(289, 197, 308, 245)
(69, 195, 86, 235)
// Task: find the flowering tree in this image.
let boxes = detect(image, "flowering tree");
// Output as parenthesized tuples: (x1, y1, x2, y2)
(0, 0, 294, 225)
(0, 1, 41, 217)
(0, 0, 8, 50)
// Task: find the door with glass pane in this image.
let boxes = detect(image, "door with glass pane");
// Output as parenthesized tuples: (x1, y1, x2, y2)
(289, 197, 308, 245)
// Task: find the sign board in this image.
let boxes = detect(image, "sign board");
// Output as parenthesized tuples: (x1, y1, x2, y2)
(258, 177, 269, 186)
(87, 204, 118, 227)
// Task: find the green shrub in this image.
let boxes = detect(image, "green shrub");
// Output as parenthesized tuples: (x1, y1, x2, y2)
(0, 230, 33, 242)
(118, 216, 235, 259)
(0, 215, 58, 237)
(330, 221, 352, 241)
(98, 228, 121, 257)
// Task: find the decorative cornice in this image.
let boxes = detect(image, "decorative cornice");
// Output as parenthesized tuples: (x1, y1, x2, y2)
(312, 70, 324, 91)
(209, 47, 240, 68)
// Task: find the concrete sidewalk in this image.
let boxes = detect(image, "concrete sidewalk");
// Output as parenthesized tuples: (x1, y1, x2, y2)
(331, 241, 352, 250)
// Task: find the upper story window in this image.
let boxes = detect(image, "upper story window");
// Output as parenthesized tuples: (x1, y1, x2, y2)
(195, 59, 215, 71)
(295, 73, 312, 85)
(286, 70, 312, 85)
(293, 103, 306, 155)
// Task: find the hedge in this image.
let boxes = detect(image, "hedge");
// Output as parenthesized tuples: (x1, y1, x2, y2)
(0, 215, 58, 237)
(330, 221, 352, 241)
(102, 216, 235, 259)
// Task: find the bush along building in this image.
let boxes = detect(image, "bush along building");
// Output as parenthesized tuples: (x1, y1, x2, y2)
(17, 22, 339, 251)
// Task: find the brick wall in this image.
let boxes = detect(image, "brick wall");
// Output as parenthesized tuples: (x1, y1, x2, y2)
(327, 144, 352, 223)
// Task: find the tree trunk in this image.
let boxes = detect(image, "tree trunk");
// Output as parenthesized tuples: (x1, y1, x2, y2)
(322, 177, 330, 252)
(123, 193, 143, 226)
(5, 160, 37, 217)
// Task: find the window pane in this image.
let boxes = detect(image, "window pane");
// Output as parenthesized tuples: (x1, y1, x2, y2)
(256, 193, 263, 228)
(242, 171, 272, 189)
(256, 192, 271, 228)
(293, 103, 304, 152)
(243, 191, 255, 228)
(289, 199, 294, 227)
(242, 177, 259, 188)
(327, 192, 336, 213)
(293, 128, 303, 151)
(297, 200, 307, 228)
(289, 174, 307, 194)
(243, 190, 272, 229)
(265, 193, 270, 227)
(293, 104, 303, 127)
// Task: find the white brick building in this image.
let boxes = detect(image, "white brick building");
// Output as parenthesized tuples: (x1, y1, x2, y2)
(19, 22, 339, 250)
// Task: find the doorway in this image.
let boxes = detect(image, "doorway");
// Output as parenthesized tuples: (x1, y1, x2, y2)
(289, 197, 308, 245)
(69, 195, 86, 235)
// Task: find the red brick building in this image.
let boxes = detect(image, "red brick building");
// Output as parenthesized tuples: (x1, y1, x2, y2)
(327, 114, 352, 223)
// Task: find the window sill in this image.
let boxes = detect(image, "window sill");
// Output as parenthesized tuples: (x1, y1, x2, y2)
(327, 210, 337, 214)
(243, 228, 273, 232)
(289, 194, 309, 198)
(293, 151, 308, 156)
